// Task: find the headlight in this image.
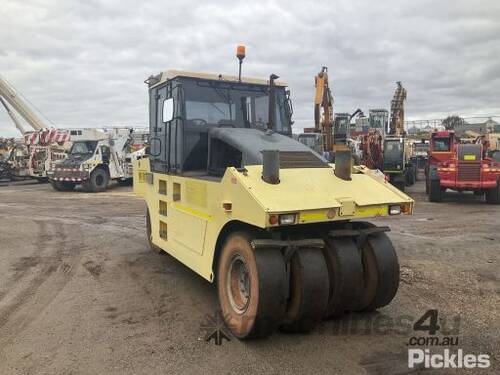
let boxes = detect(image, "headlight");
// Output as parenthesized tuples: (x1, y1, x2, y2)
(389, 205, 401, 215)
(279, 213, 297, 225)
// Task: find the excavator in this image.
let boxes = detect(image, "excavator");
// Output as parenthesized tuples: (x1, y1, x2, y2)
(382, 81, 417, 190)
(297, 67, 362, 160)
(133, 47, 414, 339)
(358, 82, 416, 191)
(0, 76, 69, 180)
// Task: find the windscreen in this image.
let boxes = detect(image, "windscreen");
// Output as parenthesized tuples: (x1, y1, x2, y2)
(384, 140, 403, 166)
(335, 118, 349, 134)
(370, 115, 386, 129)
(298, 134, 320, 148)
(70, 141, 98, 155)
(181, 79, 291, 134)
(432, 137, 451, 151)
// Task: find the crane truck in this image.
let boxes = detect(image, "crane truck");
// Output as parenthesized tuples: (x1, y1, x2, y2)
(48, 128, 147, 192)
(0, 76, 70, 180)
(133, 48, 414, 339)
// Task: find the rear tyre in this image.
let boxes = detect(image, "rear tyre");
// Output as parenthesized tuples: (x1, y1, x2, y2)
(485, 181, 500, 204)
(358, 232, 400, 311)
(146, 207, 162, 254)
(83, 168, 109, 192)
(392, 180, 405, 192)
(429, 179, 442, 202)
(217, 232, 287, 338)
(281, 248, 329, 333)
(322, 238, 364, 318)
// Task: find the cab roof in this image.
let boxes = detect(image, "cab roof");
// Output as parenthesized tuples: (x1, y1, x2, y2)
(149, 69, 288, 88)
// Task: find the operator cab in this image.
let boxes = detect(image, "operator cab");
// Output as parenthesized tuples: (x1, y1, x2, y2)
(333, 113, 350, 145)
(383, 138, 404, 171)
(147, 71, 301, 178)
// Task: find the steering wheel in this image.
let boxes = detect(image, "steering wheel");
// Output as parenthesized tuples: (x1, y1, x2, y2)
(189, 118, 208, 126)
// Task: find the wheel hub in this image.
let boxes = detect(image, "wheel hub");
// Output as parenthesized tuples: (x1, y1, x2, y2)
(227, 254, 251, 314)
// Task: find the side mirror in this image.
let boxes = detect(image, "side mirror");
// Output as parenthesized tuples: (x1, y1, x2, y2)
(162, 98, 174, 123)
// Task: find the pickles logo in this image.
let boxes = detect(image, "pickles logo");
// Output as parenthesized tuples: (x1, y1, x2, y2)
(407, 310, 490, 369)
(409, 349, 490, 369)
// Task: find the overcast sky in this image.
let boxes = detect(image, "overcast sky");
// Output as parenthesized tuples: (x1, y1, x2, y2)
(1, 0, 499, 137)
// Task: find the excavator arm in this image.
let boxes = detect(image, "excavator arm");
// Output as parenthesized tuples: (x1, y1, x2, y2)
(389, 81, 407, 136)
(314, 67, 334, 152)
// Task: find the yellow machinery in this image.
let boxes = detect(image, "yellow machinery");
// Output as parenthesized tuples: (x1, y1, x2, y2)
(134, 49, 414, 338)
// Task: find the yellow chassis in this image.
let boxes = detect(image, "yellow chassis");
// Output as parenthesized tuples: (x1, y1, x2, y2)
(134, 158, 414, 282)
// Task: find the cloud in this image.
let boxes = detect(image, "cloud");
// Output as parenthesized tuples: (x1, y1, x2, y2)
(1, 0, 499, 137)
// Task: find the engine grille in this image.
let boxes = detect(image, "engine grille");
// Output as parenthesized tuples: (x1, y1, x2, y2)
(457, 162, 481, 181)
(279, 151, 329, 169)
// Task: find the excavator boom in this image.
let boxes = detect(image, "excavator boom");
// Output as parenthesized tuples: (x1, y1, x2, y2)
(314, 67, 334, 152)
(389, 81, 407, 136)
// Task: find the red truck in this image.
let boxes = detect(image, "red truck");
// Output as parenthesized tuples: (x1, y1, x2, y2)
(426, 130, 500, 203)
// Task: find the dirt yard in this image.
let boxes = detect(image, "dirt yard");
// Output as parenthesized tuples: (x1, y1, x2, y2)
(0, 177, 498, 374)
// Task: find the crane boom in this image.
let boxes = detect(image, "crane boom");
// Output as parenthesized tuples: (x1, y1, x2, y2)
(0, 76, 48, 131)
(0, 97, 26, 135)
(389, 81, 406, 136)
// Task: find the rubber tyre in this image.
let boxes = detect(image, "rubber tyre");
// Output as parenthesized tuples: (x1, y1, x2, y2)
(281, 248, 329, 333)
(84, 168, 109, 192)
(392, 180, 405, 192)
(485, 181, 500, 204)
(217, 232, 287, 339)
(50, 180, 62, 191)
(358, 232, 400, 311)
(146, 207, 163, 253)
(322, 238, 364, 318)
(429, 179, 442, 202)
(406, 167, 416, 186)
(50, 180, 75, 191)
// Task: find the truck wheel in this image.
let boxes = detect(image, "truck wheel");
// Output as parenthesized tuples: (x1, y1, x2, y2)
(50, 180, 75, 191)
(322, 238, 364, 317)
(406, 167, 416, 186)
(146, 208, 162, 253)
(358, 232, 400, 311)
(485, 181, 500, 204)
(392, 180, 405, 192)
(85, 168, 109, 192)
(429, 179, 442, 202)
(217, 232, 287, 338)
(281, 248, 329, 333)
(50, 180, 62, 191)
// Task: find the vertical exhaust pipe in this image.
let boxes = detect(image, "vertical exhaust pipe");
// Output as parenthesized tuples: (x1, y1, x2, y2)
(334, 150, 352, 181)
(262, 150, 280, 184)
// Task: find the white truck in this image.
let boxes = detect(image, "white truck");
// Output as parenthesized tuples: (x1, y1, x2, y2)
(48, 128, 147, 192)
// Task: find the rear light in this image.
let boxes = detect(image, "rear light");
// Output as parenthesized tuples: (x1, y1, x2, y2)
(279, 213, 297, 225)
(389, 205, 401, 215)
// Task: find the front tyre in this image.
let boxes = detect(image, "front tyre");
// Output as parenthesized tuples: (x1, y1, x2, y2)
(217, 232, 287, 339)
(429, 179, 442, 202)
(485, 181, 500, 204)
(83, 168, 109, 192)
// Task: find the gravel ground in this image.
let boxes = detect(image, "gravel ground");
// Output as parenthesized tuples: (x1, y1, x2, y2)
(0, 176, 498, 374)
